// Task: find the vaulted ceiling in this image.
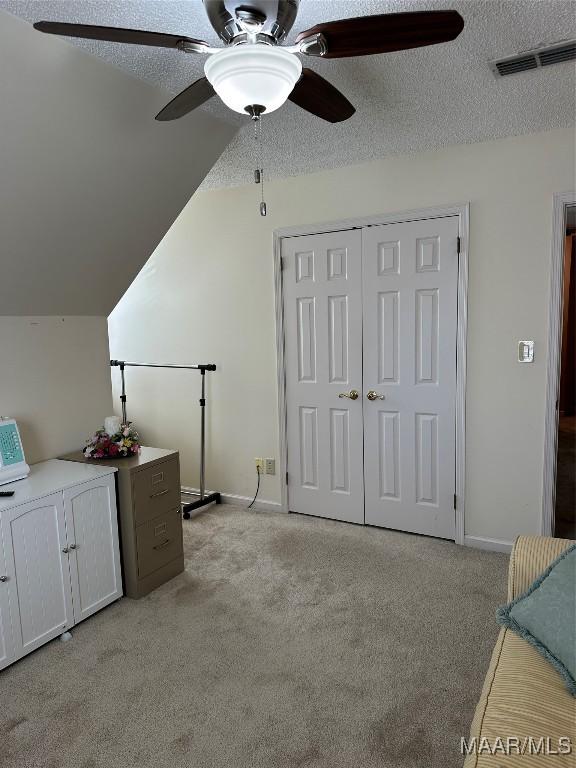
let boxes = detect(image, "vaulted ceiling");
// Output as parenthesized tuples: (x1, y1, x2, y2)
(2, 0, 574, 189)
(0, 10, 236, 316)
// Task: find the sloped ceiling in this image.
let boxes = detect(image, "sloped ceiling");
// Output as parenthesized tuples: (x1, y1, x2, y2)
(0, 10, 237, 316)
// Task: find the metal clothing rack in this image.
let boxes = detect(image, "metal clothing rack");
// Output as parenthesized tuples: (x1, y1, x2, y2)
(110, 360, 221, 517)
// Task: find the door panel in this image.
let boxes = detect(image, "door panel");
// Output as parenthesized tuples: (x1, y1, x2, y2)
(64, 476, 122, 624)
(0, 526, 16, 670)
(362, 217, 459, 539)
(378, 410, 400, 499)
(0, 493, 73, 655)
(283, 230, 364, 523)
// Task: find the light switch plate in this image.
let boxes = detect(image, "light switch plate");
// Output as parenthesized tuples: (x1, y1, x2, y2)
(518, 340, 534, 363)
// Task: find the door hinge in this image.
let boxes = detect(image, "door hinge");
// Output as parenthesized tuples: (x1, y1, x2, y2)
(286, 471, 289, 484)
(456, 236, 461, 255)
(454, 494, 457, 510)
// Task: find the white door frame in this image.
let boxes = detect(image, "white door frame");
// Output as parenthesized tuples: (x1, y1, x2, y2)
(541, 191, 576, 536)
(274, 203, 469, 544)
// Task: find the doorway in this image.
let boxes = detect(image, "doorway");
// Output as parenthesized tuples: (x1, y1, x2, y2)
(554, 206, 576, 538)
(543, 193, 576, 538)
(276, 206, 468, 542)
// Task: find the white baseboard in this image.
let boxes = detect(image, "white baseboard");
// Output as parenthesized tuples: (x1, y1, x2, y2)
(463, 535, 513, 554)
(181, 488, 516, 544)
(181, 486, 284, 513)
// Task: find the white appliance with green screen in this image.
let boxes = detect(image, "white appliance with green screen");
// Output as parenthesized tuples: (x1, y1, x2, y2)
(0, 418, 30, 485)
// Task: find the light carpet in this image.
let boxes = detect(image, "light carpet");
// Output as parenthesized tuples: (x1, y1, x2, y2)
(0, 505, 508, 768)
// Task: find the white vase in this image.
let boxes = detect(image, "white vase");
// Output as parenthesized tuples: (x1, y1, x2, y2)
(104, 415, 122, 436)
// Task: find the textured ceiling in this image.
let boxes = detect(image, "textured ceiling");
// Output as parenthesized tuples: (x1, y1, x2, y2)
(2, 0, 575, 189)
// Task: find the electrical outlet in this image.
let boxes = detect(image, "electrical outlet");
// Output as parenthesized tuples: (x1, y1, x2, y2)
(265, 458, 276, 475)
(254, 458, 264, 472)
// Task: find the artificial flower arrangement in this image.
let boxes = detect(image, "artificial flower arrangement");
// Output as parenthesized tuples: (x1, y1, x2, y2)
(83, 423, 141, 459)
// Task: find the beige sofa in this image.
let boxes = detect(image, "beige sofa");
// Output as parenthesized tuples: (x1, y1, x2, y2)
(464, 536, 576, 767)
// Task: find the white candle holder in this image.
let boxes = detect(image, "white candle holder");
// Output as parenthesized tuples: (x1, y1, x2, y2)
(104, 416, 122, 436)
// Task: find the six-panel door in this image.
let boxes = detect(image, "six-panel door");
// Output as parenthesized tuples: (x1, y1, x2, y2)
(282, 229, 365, 523)
(64, 475, 122, 624)
(282, 216, 459, 539)
(0, 492, 73, 658)
(362, 217, 459, 539)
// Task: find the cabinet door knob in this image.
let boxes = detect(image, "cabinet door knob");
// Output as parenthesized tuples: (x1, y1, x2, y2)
(62, 547, 69, 554)
(0, 575, 8, 582)
(69, 544, 77, 550)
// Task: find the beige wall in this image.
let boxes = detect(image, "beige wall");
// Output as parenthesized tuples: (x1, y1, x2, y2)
(109, 127, 575, 543)
(0, 317, 113, 464)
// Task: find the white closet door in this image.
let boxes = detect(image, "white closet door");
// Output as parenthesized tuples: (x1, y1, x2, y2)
(362, 217, 459, 539)
(283, 229, 364, 523)
(1, 493, 73, 655)
(64, 475, 122, 624)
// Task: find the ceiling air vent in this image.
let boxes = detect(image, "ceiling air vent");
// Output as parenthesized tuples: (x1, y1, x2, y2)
(490, 40, 576, 77)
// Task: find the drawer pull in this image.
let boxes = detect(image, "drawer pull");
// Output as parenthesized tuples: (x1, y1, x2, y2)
(151, 471, 164, 485)
(150, 489, 169, 499)
(153, 538, 172, 551)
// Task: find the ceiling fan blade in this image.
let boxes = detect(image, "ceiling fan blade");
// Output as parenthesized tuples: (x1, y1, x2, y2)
(296, 10, 464, 58)
(288, 69, 355, 123)
(155, 78, 216, 121)
(33, 21, 208, 51)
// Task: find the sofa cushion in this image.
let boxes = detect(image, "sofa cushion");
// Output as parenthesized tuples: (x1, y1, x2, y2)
(464, 537, 576, 767)
(507, 537, 575, 600)
(463, 628, 576, 767)
(496, 544, 576, 696)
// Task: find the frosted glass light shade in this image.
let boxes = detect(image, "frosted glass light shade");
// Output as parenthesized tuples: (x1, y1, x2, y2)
(204, 45, 302, 115)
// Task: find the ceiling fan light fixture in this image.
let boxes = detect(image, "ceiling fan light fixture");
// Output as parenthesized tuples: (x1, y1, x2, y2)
(204, 45, 302, 115)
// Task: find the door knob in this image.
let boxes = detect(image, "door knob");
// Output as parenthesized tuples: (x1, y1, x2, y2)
(62, 547, 69, 554)
(69, 544, 77, 550)
(366, 390, 385, 401)
(339, 389, 359, 401)
(0, 575, 8, 582)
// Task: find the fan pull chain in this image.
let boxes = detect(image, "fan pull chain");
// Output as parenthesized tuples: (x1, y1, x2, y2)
(253, 118, 260, 183)
(252, 114, 267, 216)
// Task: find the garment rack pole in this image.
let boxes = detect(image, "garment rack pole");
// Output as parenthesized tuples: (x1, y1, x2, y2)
(110, 360, 221, 517)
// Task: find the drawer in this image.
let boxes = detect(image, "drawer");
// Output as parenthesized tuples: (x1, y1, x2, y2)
(133, 457, 180, 525)
(136, 508, 183, 579)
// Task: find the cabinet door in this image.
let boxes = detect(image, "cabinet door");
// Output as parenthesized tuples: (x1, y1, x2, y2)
(0, 493, 73, 657)
(0, 527, 16, 670)
(64, 475, 122, 624)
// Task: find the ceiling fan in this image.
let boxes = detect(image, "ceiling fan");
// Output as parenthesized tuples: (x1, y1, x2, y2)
(34, 1, 465, 124)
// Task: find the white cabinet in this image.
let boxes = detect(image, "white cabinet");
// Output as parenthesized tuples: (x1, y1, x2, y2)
(0, 461, 122, 670)
(1, 492, 73, 659)
(64, 478, 122, 624)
